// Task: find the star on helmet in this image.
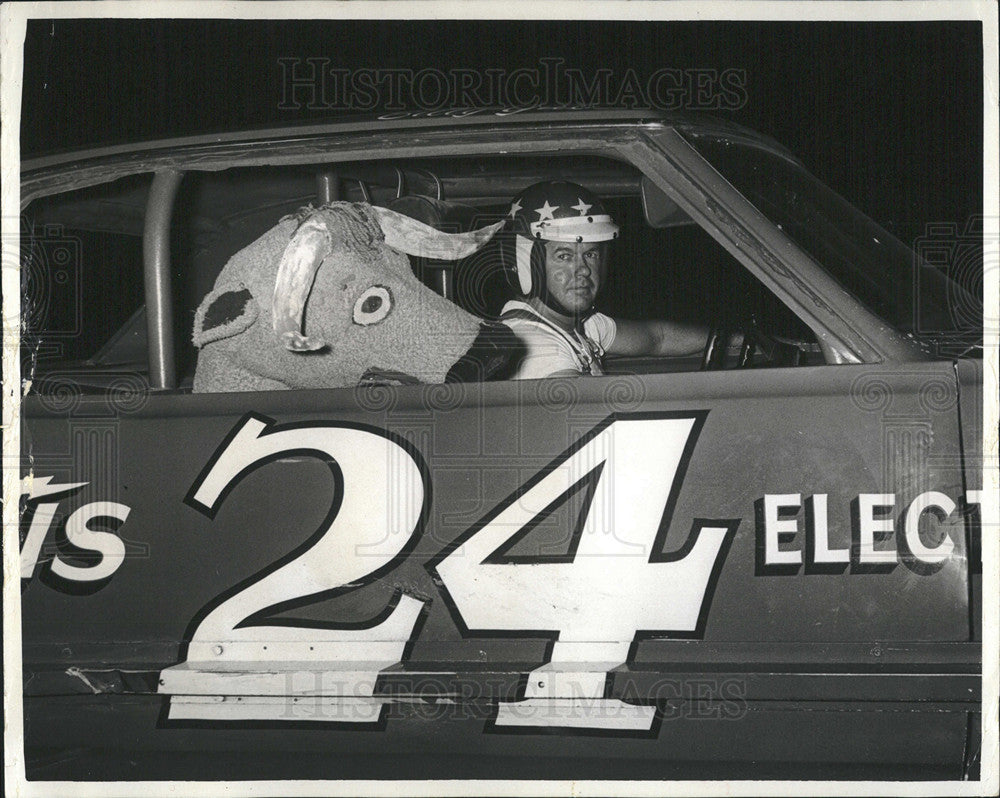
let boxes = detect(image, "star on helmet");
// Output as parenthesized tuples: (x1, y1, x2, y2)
(534, 200, 558, 221)
(571, 198, 593, 215)
(509, 199, 522, 219)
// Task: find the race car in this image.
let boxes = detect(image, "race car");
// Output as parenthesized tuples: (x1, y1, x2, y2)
(17, 108, 984, 781)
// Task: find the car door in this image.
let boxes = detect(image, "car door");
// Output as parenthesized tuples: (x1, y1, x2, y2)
(20, 367, 974, 780)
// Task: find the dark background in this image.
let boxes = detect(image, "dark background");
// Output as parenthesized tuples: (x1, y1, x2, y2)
(21, 18, 983, 252)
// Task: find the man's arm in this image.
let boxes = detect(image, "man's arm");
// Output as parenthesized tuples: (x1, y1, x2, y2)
(606, 318, 710, 357)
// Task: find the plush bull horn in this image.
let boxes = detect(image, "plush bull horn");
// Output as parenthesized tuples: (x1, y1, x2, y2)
(372, 206, 504, 260)
(271, 215, 332, 351)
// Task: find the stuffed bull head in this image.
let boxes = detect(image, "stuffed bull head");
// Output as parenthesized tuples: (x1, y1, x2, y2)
(192, 202, 518, 392)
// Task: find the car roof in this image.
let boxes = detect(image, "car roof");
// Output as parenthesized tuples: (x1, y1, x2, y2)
(21, 108, 799, 205)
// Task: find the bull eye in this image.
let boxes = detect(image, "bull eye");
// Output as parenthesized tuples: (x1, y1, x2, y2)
(353, 285, 393, 325)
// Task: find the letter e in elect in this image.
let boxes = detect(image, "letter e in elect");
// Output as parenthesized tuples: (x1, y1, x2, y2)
(757, 494, 802, 574)
(855, 493, 897, 569)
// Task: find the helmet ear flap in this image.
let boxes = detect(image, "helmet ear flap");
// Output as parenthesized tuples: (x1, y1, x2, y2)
(515, 236, 535, 294)
(529, 238, 547, 298)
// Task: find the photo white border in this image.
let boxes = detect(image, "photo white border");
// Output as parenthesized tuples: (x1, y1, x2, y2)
(2, 2, 997, 796)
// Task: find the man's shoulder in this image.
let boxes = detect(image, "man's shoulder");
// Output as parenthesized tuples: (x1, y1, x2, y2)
(500, 299, 533, 317)
(500, 300, 549, 329)
(583, 311, 617, 348)
(584, 310, 615, 326)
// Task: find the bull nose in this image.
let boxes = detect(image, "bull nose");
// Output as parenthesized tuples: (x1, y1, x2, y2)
(445, 322, 523, 383)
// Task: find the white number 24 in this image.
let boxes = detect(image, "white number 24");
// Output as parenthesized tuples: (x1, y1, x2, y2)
(159, 413, 734, 731)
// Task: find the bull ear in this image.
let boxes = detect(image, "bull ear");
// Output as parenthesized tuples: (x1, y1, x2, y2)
(271, 215, 331, 351)
(193, 287, 258, 347)
(372, 206, 504, 260)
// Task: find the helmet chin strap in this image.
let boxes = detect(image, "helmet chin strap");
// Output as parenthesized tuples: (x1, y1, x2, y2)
(537, 286, 589, 325)
(530, 289, 593, 332)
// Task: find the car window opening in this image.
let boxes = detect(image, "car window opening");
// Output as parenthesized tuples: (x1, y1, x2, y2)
(22, 147, 910, 398)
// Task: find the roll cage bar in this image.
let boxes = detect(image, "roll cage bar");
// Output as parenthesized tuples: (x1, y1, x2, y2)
(144, 170, 183, 389)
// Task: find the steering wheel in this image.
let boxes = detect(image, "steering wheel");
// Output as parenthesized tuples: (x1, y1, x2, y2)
(700, 315, 768, 371)
(700, 325, 730, 370)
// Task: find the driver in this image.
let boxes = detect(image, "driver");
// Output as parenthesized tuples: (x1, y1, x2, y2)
(500, 180, 710, 379)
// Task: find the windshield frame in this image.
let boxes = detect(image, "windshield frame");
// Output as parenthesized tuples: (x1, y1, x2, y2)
(636, 126, 934, 365)
(680, 129, 980, 356)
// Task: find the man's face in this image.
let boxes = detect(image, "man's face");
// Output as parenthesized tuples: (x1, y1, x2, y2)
(542, 240, 607, 314)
